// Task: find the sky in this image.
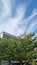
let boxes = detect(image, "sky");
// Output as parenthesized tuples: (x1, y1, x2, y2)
(0, 0, 37, 36)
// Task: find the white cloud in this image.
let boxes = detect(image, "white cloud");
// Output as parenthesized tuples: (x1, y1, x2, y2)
(28, 9, 37, 20)
(0, 0, 11, 22)
(0, 0, 37, 36)
(0, 4, 26, 36)
(27, 23, 37, 34)
(22, 9, 37, 34)
(2, 0, 11, 15)
(26, 18, 37, 34)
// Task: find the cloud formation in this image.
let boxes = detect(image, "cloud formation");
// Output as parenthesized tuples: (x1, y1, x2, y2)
(0, 0, 37, 36)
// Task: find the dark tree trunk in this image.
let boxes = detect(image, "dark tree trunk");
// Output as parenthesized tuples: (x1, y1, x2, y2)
(0, 60, 1, 65)
(8, 60, 11, 65)
(20, 61, 22, 65)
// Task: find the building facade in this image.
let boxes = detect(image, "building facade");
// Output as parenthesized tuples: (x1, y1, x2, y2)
(0, 32, 3, 38)
(0, 32, 15, 38)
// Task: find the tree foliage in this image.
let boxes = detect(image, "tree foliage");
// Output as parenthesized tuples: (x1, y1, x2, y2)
(0, 33, 37, 65)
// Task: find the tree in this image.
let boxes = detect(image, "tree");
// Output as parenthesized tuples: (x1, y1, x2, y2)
(0, 33, 37, 65)
(13, 33, 35, 65)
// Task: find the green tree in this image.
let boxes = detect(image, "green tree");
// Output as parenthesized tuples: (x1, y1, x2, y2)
(0, 33, 36, 65)
(14, 33, 35, 65)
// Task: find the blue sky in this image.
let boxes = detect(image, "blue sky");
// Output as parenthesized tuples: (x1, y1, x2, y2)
(0, 0, 37, 36)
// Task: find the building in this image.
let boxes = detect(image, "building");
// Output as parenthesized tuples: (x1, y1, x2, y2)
(0, 32, 3, 38)
(0, 32, 15, 38)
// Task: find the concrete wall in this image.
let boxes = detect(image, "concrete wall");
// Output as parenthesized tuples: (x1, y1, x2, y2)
(1, 61, 9, 65)
(0, 32, 3, 38)
(0, 32, 15, 38)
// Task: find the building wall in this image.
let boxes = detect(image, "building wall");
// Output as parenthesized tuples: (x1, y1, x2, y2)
(0, 33, 3, 38)
(1, 61, 9, 65)
(0, 32, 15, 38)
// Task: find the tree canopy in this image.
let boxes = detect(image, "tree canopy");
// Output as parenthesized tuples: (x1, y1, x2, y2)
(0, 33, 37, 65)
